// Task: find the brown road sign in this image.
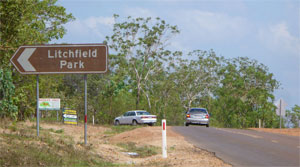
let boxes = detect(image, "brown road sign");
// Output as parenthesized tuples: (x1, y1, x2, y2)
(10, 44, 108, 74)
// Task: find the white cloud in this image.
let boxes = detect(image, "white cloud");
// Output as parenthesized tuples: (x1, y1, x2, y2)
(258, 23, 300, 56)
(164, 10, 251, 52)
(257, 23, 300, 107)
(124, 7, 156, 18)
(175, 10, 251, 42)
(65, 19, 89, 35)
(53, 16, 115, 43)
(85, 16, 115, 29)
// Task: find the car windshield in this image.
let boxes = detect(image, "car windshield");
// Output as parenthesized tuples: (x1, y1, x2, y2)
(189, 108, 207, 114)
(136, 111, 151, 115)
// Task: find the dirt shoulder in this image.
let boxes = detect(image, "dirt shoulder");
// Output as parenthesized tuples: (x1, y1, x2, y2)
(249, 128, 300, 137)
(24, 121, 230, 167)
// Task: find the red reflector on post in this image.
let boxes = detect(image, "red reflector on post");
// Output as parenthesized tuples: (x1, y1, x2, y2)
(85, 115, 87, 123)
(163, 122, 166, 130)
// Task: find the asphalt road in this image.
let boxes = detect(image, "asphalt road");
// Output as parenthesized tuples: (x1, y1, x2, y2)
(173, 126, 300, 167)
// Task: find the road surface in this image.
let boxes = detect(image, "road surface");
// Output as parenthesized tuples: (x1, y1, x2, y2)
(173, 126, 300, 167)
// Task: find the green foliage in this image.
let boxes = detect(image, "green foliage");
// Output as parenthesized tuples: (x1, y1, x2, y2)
(106, 15, 179, 110)
(0, 0, 74, 66)
(213, 57, 280, 128)
(286, 105, 300, 128)
(0, 5, 284, 128)
(172, 50, 222, 112)
(0, 0, 74, 120)
(0, 68, 18, 119)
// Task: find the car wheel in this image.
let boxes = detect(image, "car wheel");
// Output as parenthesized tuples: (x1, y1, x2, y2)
(114, 120, 120, 126)
(132, 120, 137, 126)
(148, 123, 153, 126)
(185, 123, 189, 126)
(206, 124, 209, 128)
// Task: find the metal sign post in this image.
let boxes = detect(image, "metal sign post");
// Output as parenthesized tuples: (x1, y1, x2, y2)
(275, 98, 287, 129)
(279, 99, 282, 129)
(36, 75, 39, 136)
(84, 74, 87, 145)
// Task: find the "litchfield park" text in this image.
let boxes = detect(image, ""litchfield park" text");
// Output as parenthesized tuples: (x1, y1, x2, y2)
(48, 49, 97, 69)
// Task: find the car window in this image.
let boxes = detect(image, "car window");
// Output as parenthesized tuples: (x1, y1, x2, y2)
(189, 108, 207, 114)
(136, 111, 151, 115)
(123, 112, 129, 116)
(131, 112, 136, 116)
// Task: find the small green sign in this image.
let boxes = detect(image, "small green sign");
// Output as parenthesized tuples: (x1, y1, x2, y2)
(39, 98, 60, 110)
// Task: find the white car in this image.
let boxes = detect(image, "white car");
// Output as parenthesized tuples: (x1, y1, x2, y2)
(114, 110, 157, 126)
(185, 108, 210, 127)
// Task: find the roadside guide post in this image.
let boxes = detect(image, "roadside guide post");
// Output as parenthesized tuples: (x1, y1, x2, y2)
(162, 119, 167, 158)
(10, 44, 108, 145)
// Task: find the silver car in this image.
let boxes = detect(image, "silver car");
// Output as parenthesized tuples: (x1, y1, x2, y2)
(114, 110, 157, 126)
(185, 108, 210, 127)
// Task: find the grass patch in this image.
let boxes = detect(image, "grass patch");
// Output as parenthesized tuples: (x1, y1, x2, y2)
(117, 142, 159, 158)
(55, 129, 64, 134)
(8, 121, 17, 132)
(49, 128, 64, 134)
(0, 121, 118, 167)
(104, 125, 140, 135)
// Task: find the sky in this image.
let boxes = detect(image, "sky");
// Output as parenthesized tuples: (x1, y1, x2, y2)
(52, 0, 300, 110)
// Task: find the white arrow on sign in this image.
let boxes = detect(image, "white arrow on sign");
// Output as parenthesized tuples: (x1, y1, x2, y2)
(63, 114, 77, 119)
(17, 48, 36, 71)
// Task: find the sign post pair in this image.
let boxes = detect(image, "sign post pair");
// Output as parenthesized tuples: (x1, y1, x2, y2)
(11, 44, 108, 145)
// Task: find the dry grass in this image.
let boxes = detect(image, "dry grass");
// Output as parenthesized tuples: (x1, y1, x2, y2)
(0, 120, 116, 167)
(1, 120, 231, 167)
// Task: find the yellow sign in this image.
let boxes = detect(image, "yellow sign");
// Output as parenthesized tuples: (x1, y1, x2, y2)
(63, 109, 77, 125)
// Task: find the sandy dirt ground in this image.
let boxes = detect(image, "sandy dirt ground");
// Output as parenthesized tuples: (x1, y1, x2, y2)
(249, 128, 300, 137)
(23, 121, 231, 167)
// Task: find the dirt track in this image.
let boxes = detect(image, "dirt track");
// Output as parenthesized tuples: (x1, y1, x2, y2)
(249, 128, 300, 136)
(26, 121, 230, 167)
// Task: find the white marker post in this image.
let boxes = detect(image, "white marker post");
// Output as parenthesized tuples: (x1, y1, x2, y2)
(162, 119, 167, 158)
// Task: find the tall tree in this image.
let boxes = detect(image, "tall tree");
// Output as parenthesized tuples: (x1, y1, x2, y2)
(216, 57, 280, 128)
(173, 50, 222, 111)
(0, 0, 74, 120)
(106, 15, 179, 109)
(286, 105, 300, 128)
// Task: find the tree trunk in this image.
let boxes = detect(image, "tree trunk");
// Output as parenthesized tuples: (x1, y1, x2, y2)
(145, 93, 151, 112)
(109, 96, 113, 123)
(136, 87, 140, 109)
